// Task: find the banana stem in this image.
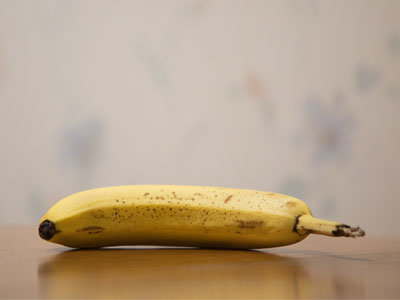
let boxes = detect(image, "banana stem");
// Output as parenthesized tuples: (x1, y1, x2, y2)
(296, 215, 365, 237)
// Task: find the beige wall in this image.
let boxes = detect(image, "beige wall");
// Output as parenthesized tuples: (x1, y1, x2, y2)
(1, 0, 399, 235)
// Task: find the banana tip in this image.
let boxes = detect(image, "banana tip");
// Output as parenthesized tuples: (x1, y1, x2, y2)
(333, 225, 366, 237)
(38, 220, 56, 240)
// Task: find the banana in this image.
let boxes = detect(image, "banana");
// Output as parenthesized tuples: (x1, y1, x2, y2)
(38, 185, 365, 249)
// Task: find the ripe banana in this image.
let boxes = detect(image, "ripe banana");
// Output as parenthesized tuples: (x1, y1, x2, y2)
(38, 185, 365, 249)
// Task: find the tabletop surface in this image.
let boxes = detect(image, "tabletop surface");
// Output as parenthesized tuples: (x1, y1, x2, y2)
(0, 227, 399, 299)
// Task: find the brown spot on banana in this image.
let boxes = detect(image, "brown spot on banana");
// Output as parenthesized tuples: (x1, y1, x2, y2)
(285, 201, 297, 208)
(237, 220, 264, 229)
(76, 226, 104, 233)
(224, 195, 233, 203)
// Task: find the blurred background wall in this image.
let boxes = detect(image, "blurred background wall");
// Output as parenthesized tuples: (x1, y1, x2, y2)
(0, 0, 399, 235)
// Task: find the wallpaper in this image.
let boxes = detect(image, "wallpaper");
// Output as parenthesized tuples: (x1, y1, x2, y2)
(0, 0, 399, 234)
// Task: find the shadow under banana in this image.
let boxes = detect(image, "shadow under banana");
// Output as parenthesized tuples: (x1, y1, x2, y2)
(38, 248, 313, 299)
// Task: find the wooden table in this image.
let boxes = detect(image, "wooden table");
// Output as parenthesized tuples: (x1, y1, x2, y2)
(0, 228, 399, 299)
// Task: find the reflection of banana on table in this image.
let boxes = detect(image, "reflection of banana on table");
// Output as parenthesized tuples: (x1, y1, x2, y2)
(38, 249, 312, 299)
(38, 185, 365, 249)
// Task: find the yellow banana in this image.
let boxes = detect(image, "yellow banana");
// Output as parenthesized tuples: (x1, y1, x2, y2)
(38, 185, 365, 249)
